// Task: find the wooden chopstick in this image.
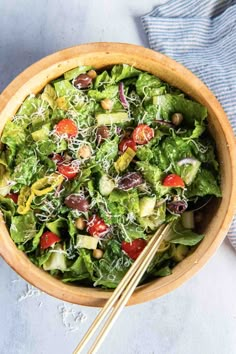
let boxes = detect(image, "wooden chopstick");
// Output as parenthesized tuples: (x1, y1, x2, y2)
(73, 222, 172, 354)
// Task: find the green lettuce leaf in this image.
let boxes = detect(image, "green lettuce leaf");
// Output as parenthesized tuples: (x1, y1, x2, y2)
(54, 80, 78, 97)
(156, 94, 207, 125)
(93, 240, 130, 288)
(95, 136, 119, 171)
(88, 85, 118, 101)
(138, 203, 166, 231)
(12, 150, 38, 187)
(0, 195, 16, 226)
(46, 217, 68, 236)
(10, 211, 36, 244)
(120, 224, 146, 242)
(168, 222, 204, 246)
(153, 266, 172, 277)
(111, 64, 141, 82)
(94, 71, 112, 89)
(1, 120, 26, 165)
(136, 72, 163, 97)
(136, 161, 169, 196)
(64, 66, 92, 80)
(185, 168, 221, 198)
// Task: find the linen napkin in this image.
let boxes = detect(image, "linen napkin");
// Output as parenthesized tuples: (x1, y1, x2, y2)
(141, 0, 236, 249)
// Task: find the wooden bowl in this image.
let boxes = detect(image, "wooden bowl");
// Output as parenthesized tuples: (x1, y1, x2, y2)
(0, 43, 235, 306)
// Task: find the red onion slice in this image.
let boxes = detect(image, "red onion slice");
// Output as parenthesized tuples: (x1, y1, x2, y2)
(119, 82, 129, 109)
(177, 158, 199, 166)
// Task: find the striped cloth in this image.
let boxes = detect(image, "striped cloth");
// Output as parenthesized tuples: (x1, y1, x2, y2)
(141, 0, 236, 249)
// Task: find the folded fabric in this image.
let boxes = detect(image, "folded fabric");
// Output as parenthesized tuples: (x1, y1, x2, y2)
(141, 0, 236, 249)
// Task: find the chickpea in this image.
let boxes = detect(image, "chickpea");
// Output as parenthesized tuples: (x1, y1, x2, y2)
(77, 145, 91, 159)
(75, 217, 86, 230)
(93, 249, 104, 259)
(87, 69, 97, 79)
(101, 98, 114, 110)
(171, 113, 183, 126)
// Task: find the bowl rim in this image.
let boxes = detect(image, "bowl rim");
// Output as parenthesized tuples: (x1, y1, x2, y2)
(0, 42, 235, 307)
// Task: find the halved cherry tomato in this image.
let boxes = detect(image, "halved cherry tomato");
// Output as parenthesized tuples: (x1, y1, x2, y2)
(51, 153, 64, 164)
(55, 119, 78, 138)
(121, 239, 147, 260)
(40, 231, 61, 250)
(57, 163, 79, 179)
(119, 138, 137, 152)
(162, 174, 185, 188)
(6, 193, 19, 204)
(132, 124, 154, 145)
(87, 215, 109, 237)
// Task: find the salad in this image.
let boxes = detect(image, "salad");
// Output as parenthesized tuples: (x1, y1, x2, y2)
(0, 64, 221, 288)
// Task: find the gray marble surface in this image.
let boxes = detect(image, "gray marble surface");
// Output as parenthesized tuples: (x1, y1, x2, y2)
(0, 1, 236, 354)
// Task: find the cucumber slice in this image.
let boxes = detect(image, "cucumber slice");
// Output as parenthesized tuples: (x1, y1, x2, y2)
(96, 112, 129, 126)
(139, 196, 156, 217)
(43, 245, 66, 271)
(99, 175, 115, 196)
(75, 235, 98, 250)
(180, 160, 201, 185)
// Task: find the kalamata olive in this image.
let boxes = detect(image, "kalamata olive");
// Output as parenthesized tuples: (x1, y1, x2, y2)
(118, 172, 143, 191)
(167, 200, 188, 214)
(65, 194, 90, 211)
(74, 74, 93, 89)
(97, 126, 110, 144)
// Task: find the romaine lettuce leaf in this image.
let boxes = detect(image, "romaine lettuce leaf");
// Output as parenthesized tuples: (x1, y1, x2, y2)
(94, 71, 112, 89)
(136, 73, 163, 97)
(46, 217, 68, 236)
(111, 64, 141, 83)
(156, 94, 207, 125)
(95, 136, 119, 171)
(64, 65, 92, 80)
(12, 151, 38, 187)
(185, 168, 221, 198)
(1, 120, 26, 165)
(88, 85, 118, 101)
(93, 240, 130, 288)
(54, 80, 78, 97)
(10, 211, 36, 244)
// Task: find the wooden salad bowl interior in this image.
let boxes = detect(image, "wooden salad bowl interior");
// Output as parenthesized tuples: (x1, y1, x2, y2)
(0, 43, 235, 307)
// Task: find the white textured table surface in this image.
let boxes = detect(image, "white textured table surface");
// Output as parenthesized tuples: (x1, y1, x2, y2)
(0, 1, 236, 354)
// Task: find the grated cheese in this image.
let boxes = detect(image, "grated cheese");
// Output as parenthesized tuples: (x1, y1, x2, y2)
(58, 303, 87, 332)
(18, 284, 41, 302)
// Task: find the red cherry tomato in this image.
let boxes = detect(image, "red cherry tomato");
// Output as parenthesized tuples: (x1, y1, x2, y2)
(57, 163, 79, 179)
(121, 239, 147, 260)
(132, 124, 154, 145)
(6, 193, 19, 204)
(162, 174, 185, 188)
(119, 138, 137, 152)
(87, 215, 109, 237)
(55, 119, 78, 138)
(40, 231, 61, 250)
(51, 153, 64, 164)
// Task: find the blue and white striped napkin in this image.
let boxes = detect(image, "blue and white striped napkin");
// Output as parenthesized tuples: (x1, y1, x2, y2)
(141, 0, 236, 249)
